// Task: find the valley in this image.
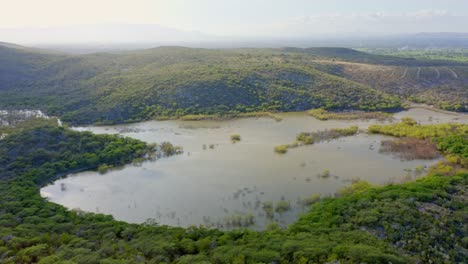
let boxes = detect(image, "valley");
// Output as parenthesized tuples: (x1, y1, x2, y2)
(40, 108, 465, 230)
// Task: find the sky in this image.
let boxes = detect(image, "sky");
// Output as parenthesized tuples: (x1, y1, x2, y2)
(1, 0, 468, 43)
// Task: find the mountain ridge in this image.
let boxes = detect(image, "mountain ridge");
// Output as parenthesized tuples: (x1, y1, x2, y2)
(0, 44, 466, 124)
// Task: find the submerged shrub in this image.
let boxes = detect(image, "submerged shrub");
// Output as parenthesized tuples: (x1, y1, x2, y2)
(319, 169, 331, 178)
(275, 199, 291, 213)
(274, 145, 288, 154)
(262, 201, 274, 218)
(231, 134, 241, 142)
(160, 142, 183, 156)
(379, 138, 439, 160)
(301, 194, 321, 206)
(296, 133, 314, 144)
(97, 164, 111, 174)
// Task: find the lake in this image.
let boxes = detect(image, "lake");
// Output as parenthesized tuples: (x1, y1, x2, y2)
(41, 108, 468, 230)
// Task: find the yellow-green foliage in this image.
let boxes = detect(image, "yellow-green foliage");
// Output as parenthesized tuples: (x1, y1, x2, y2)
(301, 194, 321, 206)
(238, 112, 283, 122)
(319, 169, 331, 178)
(97, 164, 111, 174)
(309, 108, 392, 121)
(368, 122, 468, 139)
(369, 121, 468, 168)
(332, 126, 359, 136)
(274, 145, 289, 154)
(275, 200, 291, 213)
(274, 142, 299, 154)
(179, 114, 220, 121)
(296, 133, 314, 144)
(277, 126, 358, 154)
(179, 112, 283, 122)
(231, 134, 241, 141)
(337, 181, 373, 196)
(401, 117, 417, 126)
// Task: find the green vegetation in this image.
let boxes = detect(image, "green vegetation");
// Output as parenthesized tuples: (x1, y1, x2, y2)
(274, 144, 289, 154)
(275, 199, 291, 213)
(369, 119, 468, 169)
(0, 44, 426, 125)
(309, 108, 393, 121)
(179, 112, 282, 122)
(159, 141, 183, 156)
(274, 142, 300, 154)
(299, 126, 359, 143)
(223, 214, 256, 228)
(296, 132, 314, 144)
(97, 164, 112, 174)
(318, 169, 331, 178)
(262, 201, 274, 218)
(0, 121, 467, 263)
(300, 194, 321, 206)
(3, 44, 468, 125)
(237, 112, 283, 122)
(276, 126, 359, 154)
(230, 134, 241, 142)
(359, 47, 468, 64)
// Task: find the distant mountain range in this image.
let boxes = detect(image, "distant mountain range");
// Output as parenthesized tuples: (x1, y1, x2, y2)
(1, 24, 468, 53)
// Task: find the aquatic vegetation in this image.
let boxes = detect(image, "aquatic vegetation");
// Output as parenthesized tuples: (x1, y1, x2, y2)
(296, 132, 314, 145)
(97, 164, 112, 174)
(274, 145, 287, 154)
(224, 214, 255, 228)
(369, 121, 468, 168)
(159, 141, 184, 156)
(276, 126, 359, 154)
(231, 134, 241, 142)
(237, 112, 283, 122)
(379, 138, 439, 160)
(275, 199, 291, 213)
(274, 144, 293, 154)
(302, 126, 359, 143)
(368, 121, 468, 140)
(336, 180, 374, 197)
(179, 114, 221, 121)
(401, 117, 418, 126)
(262, 201, 274, 218)
(318, 169, 331, 178)
(300, 194, 321, 206)
(309, 108, 393, 121)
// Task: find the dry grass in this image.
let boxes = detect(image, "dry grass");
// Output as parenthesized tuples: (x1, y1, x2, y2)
(379, 138, 439, 160)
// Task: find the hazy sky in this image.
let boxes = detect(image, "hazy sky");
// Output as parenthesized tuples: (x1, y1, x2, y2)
(1, 0, 468, 42)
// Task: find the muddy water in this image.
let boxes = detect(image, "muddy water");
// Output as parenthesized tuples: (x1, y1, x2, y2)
(41, 109, 467, 230)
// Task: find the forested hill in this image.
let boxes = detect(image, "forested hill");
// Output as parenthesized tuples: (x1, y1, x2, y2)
(0, 43, 467, 124)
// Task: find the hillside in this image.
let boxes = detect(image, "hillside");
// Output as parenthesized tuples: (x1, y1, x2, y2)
(0, 44, 467, 124)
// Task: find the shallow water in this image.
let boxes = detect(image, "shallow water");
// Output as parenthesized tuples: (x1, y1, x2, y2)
(41, 109, 467, 230)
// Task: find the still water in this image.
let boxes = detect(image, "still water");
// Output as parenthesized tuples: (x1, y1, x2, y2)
(41, 109, 467, 230)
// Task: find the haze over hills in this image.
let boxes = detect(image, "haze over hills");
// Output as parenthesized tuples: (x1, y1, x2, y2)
(2, 23, 468, 53)
(0, 42, 466, 124)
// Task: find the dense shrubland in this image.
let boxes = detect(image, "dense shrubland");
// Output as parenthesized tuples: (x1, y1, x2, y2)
(7, 44, 468, 125)
(308, 108, 393, 121)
